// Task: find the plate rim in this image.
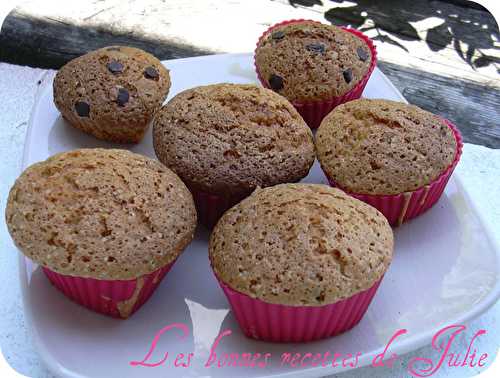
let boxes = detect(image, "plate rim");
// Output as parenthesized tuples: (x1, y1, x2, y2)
(17, 53, 500, 378)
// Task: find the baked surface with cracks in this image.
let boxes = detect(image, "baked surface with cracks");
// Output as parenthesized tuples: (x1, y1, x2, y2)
(209, 183, 393, 306)
(316, 99, 457, 195)
(6, 148, 196, 280)
(153, 83, 315, 196)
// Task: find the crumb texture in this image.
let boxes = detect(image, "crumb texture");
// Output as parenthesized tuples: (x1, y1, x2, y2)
(53, 46, 171, 143)
(153, 83, 315, 196)
(209, 184, 393, 306)
(316, 99, 457, 195)
(5, 148, 197, 280)
(255, 21, 372, 102)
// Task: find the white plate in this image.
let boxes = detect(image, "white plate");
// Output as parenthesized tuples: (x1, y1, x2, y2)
(19, 53, 500, 378)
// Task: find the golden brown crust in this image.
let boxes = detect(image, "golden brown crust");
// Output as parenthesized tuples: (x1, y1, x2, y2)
(255, 21, 372, 102)
(153, 84, 315, 196)
(5, 149, 197, 280)
(53, 46, 171, 143)
(316, 99, 457, 195)
(209, 184, 393, 306)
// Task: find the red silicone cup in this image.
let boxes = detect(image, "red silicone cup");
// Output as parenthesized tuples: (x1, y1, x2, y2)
(214, 274, 384, 343)
(325, 120, 463, 227)
(190, 188, 248, 229)
(42, 261, 175, 319)
(254, 19, 377, 129)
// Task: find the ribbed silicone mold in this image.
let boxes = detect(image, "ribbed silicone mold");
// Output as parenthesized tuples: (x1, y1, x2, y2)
(190, 188, 247, 229)
(42, 261, 175, 319)
(216, 277, 383, 343)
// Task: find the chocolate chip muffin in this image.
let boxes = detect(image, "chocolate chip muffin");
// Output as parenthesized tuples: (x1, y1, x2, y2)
(53, 46, 171, 143)
(209, 184, 393, 341)
(316, 99, 458, 195)
(255, 20, 374, 101)
(153, 83, 315, 227)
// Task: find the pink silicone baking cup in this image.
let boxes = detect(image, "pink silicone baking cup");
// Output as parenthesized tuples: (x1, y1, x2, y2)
(254, 19, 377, 129)
(190, 188, 247, 229)
(42, 261, 175, 319)
(325, 119, 463, 226)
(215, 275, 383, 343)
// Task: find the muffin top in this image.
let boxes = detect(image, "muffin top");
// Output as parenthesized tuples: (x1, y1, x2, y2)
(209, 184, 393, 306)
(53, 46, 170, 131)
(5, 149, 197, 280)
(153, 84, 315, 196)
(316, 99, 457, 195)
(255, 21, 373, 102)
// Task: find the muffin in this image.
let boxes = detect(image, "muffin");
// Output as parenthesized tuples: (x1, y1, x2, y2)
(153, 83, 315, 228)
(254, 19, 376, 129)
(209, 183, 393, 342)
(5, 149, 196, 318)
(316, 99, 463, 226)
(53, 46, 171, 143)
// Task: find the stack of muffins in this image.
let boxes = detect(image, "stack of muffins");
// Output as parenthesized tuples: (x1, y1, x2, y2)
(5, 20, 462, 342)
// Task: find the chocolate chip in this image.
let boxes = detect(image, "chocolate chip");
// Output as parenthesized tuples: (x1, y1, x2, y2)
(75, 101, 90, 117)
(107, 60, 124, 74)
(306, 43, 325, 54)
(116, 88, 129, 107)
(144, 66, 159, 80)
(268, 74, 284, 91)
(271, 31, 285, 40)
(106, 47, 121, 51)
(370, 160, 382, 170)
(356, 47, 369, 62)
(343, 68, 353, 83)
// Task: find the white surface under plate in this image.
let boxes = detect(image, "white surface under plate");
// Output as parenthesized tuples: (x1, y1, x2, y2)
(18, 53, 500, 378)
